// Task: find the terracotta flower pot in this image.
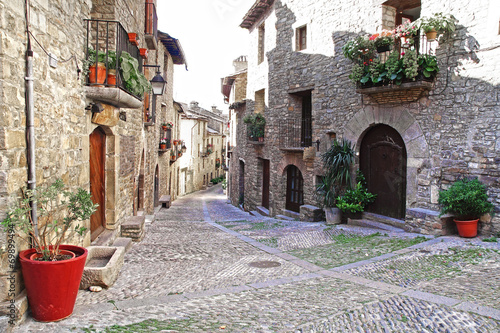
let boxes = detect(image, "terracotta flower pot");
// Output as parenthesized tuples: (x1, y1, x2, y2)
(425, 29, 438, 41)
(162, 125, 168, 131)
(128, 33, 139, 46)
(139, 48, 148, 59)
(160, 144, 166, 150)
(454, 219, 478, 238)
(107, 69, 116, 86)
(89, 63, 106, 85)
(19, 245, 88, 322)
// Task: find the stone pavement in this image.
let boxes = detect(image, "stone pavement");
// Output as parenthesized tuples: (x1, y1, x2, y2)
(12, 185, 500, 332)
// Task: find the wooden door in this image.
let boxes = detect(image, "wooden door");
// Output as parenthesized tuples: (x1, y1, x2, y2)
(301, 93, 312, 147)
(89, 127, 106, 241)
(360, 125, 407, 219)
(286, 165, 303, 212)
(154, 166, 159, 207)
(262, 159, 270, 208)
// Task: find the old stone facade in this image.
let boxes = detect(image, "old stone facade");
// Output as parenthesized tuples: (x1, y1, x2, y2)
(0, 0, 186, 319)
(230, 0, 500, 235)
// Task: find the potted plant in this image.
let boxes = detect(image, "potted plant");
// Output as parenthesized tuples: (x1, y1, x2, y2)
(342, 35, 375, 61)
(159, 138, 168, 150)
(243, 113, 266, 141)
(438, 178, 494, 237)
(336, 178, 377, 223)
(119, 51, 152, 98)
(315, 139, 355, 224)
(370, 30, 394, 53)
(139, 48, 148, 59)
(1, 179, 97, 322)
(417, 13, 456, 41)
(394, 21, 420, 45)
(84, 47, 107, 85)
(106, 50, 117, 86)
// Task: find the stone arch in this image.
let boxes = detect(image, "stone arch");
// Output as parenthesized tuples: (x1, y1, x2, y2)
(343, 105, 429, 209)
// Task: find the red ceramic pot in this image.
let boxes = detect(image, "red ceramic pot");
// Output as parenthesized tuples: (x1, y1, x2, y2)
(454, 219, 478, 238)
(19, 245, 87, 322)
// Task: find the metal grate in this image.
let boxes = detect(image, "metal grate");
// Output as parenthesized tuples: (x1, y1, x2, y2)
(279, 118, 312, 149)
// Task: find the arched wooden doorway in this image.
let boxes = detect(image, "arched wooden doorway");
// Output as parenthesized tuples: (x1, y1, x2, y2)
(285, 165, 304, 213)
(89, 127, 106, 241)
(360, 124, 407, 219)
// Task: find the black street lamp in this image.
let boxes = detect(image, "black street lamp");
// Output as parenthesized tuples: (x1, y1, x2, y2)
(144, 65, 166, 95)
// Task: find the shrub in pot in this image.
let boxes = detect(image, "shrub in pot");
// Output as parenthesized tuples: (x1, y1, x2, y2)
(438, 178, 493, 238)
(2, 179, 97, 321)
(336, 180, 377, 223)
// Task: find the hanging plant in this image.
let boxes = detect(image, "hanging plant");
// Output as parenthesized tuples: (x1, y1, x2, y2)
(119, 51, 151, 98)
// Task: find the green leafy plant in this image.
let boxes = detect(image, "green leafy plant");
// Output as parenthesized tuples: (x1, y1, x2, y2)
(402, 49, 418, 80)
(1, 179, 98, 261)
(119, 51, 152, 97)
(417, 13, 456, 33)
(221, 179, 227, 190)
(342, 35, 375, 61)
(385, 51, 404, 84)
(418, 54, 439, 79)
(243, 113, 266, 140)
(316, 139, 355, 208)
(438, 178, 494, 220)
(336, 181, 377, 213)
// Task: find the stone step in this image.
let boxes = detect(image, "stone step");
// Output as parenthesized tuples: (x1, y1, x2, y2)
(256, 206, 270, 216)
(276, 214, 295, 221)
(348, 219, 406, 233)
(111, 237, 133, 252)
(282, 209, 300, 220)
(91, 228, 120, 247)
(145, 215, 155, 226)
(250, 210, 264, 217)
(362, 212, 407, 230)
(121, 215, 145, 242)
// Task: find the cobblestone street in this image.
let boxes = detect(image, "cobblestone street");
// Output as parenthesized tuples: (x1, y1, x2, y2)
(14, 186, 500, 332)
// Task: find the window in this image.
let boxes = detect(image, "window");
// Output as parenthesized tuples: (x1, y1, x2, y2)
(296, 25, 307, 51)
(258, 23, 265, 64)
(255, 89, 265, 113)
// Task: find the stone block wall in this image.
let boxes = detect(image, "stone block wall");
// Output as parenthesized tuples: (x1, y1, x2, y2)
(232, 0, 500, 235)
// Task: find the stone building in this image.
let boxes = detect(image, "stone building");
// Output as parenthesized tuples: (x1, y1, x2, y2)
(230, 0, 500, 234)
(179, 102, 228, 194)
(0, 0, 185, 320)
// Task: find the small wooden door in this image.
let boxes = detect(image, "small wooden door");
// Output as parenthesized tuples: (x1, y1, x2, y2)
(286, 165, 303, 212)
(89, 127, 106, 241)
(360, 125, 407, 219)
(154, 166, 159, 207)
(262, 159, 270, 209)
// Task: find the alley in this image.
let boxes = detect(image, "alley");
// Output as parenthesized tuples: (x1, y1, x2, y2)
(15, 185, 500, 332)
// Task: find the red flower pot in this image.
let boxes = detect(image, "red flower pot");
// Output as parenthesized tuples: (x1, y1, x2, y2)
(89, 63, 106, 85)
(19, 245, 88, 322)
(454, 219, 478, 238)
(139, 48, 148, 59)
(128, 33, 139, 46)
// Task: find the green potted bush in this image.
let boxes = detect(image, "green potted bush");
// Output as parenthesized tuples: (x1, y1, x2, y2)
(438, 178, 494, 237)
(342, 35, 375, 61)
(243, 113, 266, 141)
(1, 179, 97, 322)
(417, 13, 456, 41)
(315, 139, 355, 224)
(336, 172, 377, 223)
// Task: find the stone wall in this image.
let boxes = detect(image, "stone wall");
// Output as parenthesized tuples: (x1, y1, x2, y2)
(232, 0, 500, 235)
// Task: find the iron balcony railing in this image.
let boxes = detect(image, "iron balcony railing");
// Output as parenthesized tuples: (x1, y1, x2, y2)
(145, 2, 158, 41)
(279, 118, 312, 149)
(84, 19, 143, 98)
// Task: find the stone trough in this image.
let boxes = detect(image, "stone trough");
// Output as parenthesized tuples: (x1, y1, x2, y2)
(80, 246, 125, 290)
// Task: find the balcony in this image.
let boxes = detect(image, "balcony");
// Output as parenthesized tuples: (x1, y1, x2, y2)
(347, 34, 439, 104)
(279, 118, 312, 151)
(144, 1, 158, 50)
(84, 19, 145, 109)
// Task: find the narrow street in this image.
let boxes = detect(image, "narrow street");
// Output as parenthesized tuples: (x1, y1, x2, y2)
(16, 186, 500, 332)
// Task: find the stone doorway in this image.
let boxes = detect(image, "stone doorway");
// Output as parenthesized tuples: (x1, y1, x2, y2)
(285, 165, 304, 213)
(360, 124, 407, 219)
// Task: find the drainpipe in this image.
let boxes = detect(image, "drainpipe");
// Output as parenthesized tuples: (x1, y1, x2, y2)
(26, 36, 38, 237)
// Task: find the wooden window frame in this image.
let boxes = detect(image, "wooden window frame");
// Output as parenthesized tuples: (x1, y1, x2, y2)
(296, 25, 307, 51)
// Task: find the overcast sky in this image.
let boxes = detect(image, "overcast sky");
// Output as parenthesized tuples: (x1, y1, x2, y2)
(157, 0, 256, 112)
